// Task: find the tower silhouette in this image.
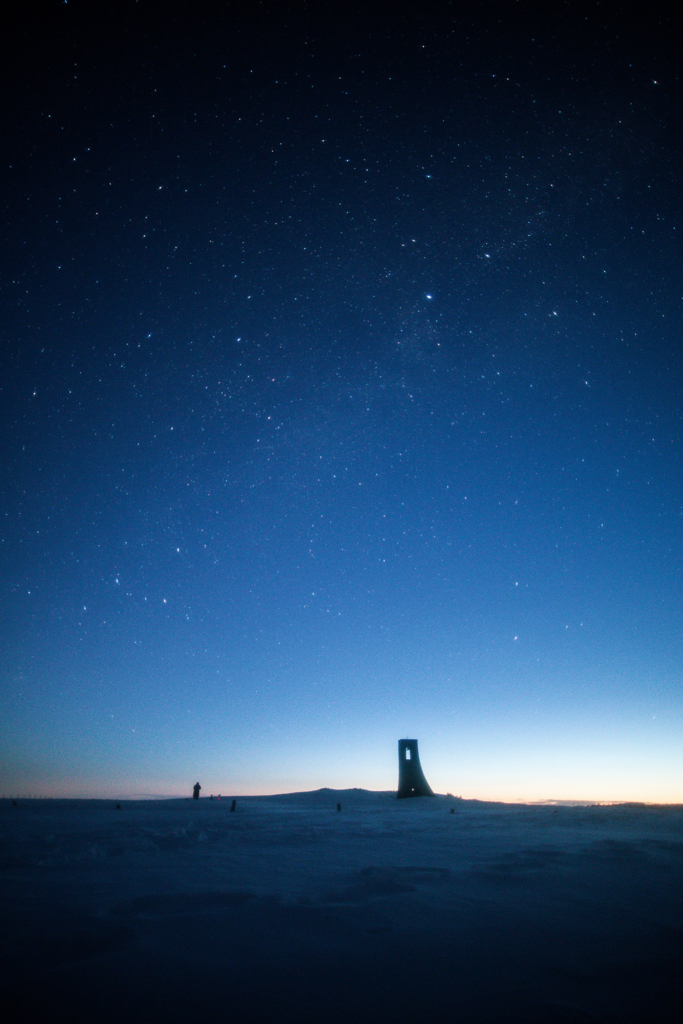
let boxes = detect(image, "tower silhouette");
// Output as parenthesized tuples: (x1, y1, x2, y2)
(397, 739, 435, 798)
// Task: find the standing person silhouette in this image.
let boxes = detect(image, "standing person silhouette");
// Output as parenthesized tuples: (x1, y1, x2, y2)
(192, 782, 201, 800)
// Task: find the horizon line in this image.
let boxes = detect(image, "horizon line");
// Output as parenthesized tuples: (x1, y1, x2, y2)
(2, 789, 679, 807)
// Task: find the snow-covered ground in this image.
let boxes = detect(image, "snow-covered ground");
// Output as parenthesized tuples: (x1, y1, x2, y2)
(2, 790, 682, 1022)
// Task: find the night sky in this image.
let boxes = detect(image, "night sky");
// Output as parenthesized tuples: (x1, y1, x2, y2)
(2, 1, 683, 801)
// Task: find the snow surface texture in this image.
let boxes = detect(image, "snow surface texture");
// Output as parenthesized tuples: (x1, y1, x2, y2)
(1, 791, 682, 1023)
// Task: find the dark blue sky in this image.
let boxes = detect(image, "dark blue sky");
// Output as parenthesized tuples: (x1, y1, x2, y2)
(2, 1, 683, 799)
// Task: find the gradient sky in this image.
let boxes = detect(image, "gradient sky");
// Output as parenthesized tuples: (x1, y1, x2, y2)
(2, 2, 683, 801)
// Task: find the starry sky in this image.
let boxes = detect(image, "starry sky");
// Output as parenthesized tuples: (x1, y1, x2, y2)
(2, 1, 683, 801)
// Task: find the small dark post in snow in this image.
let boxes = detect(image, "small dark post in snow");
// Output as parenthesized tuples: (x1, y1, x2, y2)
(337, 802, 342, 812)
(230, 799, 237, 812)
(397, 739, 435, 798)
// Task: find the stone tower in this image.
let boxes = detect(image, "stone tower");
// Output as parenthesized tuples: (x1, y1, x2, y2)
(397, 738, 435, 798)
